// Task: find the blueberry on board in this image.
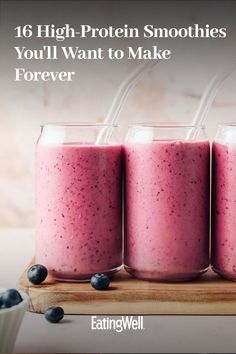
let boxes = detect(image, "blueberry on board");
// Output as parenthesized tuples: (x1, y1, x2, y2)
(0, 289, 23, 309)
(44, 307, 64, 323)
(27, 264, 48, 285)
(90, 273, 110, 290)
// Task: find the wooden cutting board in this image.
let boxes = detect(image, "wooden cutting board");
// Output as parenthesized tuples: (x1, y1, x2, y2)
(18, 260, 236, 315)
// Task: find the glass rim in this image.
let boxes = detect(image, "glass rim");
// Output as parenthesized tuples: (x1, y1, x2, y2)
(128, 122, 205, 129)
(41, 122, 118, 128)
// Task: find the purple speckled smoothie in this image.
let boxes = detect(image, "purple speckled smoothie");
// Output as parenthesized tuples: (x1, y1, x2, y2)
(124, 138, 210, 281)
(212, 139, 236, 279)
(36, 134, 122, 280)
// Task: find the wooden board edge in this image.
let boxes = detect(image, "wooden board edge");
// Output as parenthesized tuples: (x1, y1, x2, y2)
(17, 285, 236, 315)
(18, 258, 236, 315)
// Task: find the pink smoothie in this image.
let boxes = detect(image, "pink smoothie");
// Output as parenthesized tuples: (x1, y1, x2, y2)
(36, 143, 122, 280)
(212, 142, 236, 279)
(124, 140, 210, 281)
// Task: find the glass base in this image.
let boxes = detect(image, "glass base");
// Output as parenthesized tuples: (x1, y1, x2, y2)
(50, 265, 122, 282)
(212, 266, 236, 281)
(124, 265, 209, 282)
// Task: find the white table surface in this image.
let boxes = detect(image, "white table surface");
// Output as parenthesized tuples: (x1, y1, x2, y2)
(1, 228, 236, 353)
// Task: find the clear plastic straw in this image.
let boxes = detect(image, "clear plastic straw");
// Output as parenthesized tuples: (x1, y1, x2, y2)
(189, 64, 236, 140)
(96, 60, 158, 144)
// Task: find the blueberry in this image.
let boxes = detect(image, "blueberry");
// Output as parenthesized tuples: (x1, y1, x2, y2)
(0, 289, 23, 309)
(0, 295, 6, 309)
(44, 307, 64, 323)
(27, 264, 48, 285)
(91, 273, 110, 290)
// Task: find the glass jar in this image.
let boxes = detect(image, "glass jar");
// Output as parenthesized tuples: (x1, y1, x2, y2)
(35, 123, 122, 281)
(124, 123, 210, 281)
(212, 124, 236, 280)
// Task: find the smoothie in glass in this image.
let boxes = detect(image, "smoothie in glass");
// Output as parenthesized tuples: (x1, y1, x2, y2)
(35, 124, 122, 281)
(124, 124, 210, 281)
(212, 133, 236, 279)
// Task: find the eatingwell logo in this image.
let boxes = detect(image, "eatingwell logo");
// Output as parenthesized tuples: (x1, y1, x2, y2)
(91, 316, 145, 333)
